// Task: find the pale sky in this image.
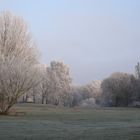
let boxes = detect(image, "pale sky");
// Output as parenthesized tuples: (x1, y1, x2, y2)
(0, 0, 140, 84)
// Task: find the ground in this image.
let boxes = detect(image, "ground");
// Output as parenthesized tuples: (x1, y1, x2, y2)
(0, 104, 140, 140)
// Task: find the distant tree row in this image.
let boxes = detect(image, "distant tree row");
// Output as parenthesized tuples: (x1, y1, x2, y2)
(24, 62, 101, 108)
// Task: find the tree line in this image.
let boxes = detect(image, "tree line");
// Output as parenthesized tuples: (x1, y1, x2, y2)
(0, 11, 140, 115)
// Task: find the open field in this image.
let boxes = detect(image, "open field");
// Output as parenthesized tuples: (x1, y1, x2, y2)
(0, 104, 140, 140)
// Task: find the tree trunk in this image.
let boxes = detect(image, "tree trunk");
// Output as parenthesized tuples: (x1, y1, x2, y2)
(0, 106, 11, 115)
(33, 95, 36, 103)
(42, 95, 44, 104)
(46, 98, 48, 104)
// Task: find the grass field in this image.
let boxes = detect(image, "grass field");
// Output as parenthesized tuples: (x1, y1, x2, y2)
(0, 104, 140, 140)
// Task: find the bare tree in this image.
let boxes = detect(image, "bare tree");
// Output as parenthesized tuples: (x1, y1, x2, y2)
(83, 81, 101, 99)
(101, 72, 136, 107)
(39, 64, 48, 104)
(135, 62, 140, 80)
(70, 81, 101, 107)
(0, 11, 41, 114)
(42, 61, 72, 106)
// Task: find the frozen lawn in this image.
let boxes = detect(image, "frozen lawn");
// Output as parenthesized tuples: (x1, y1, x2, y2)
(0, 103, 140, 140)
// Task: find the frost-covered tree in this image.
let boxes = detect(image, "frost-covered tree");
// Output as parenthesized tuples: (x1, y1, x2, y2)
(0, 11, 41, 114)
(135, 62, 140, 80)
(101, 72, 136, 107)
(70, 81, 101, 107)
(43, 61, 72, 106)
(82, 81, 101, 100)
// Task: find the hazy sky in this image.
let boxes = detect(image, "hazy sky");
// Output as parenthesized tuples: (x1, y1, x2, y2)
(0, 0, 140, 84)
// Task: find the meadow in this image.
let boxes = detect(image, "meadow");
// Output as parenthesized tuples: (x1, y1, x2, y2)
(0, 103, 140, 140)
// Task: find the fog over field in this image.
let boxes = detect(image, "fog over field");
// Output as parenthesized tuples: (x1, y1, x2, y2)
(0, 0, 140, 84)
